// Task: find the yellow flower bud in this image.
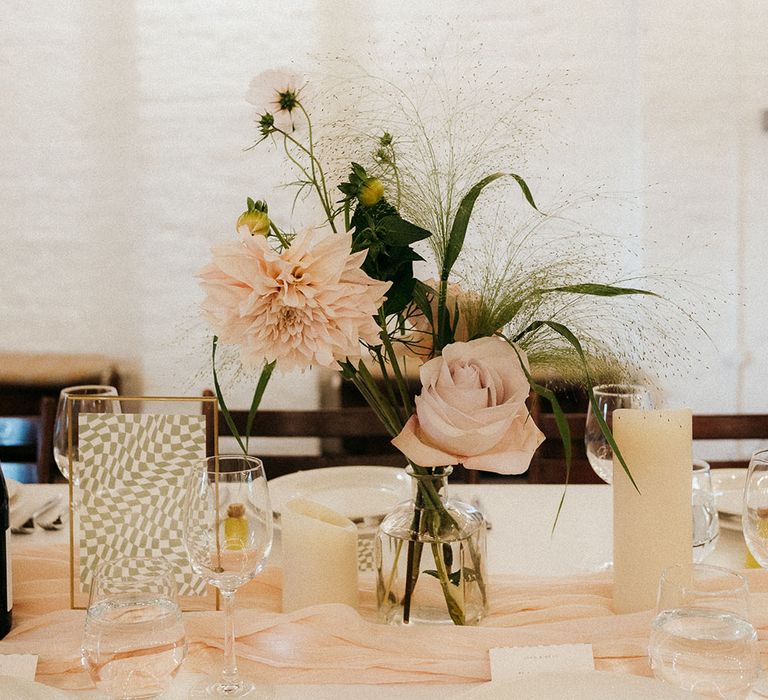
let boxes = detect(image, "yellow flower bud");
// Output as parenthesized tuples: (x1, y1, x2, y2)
(236, 210, 270, 236)
(359, 177, 384, 207)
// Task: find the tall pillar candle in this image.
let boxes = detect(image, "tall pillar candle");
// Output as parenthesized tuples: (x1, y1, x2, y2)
(612, 408, 692, 613)
(281, 498, 359, 612)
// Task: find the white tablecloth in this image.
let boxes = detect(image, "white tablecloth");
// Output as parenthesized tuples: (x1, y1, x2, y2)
(10, 482, 748, 576)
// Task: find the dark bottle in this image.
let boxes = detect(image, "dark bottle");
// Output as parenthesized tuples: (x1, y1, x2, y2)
(0, 461, 12, 638)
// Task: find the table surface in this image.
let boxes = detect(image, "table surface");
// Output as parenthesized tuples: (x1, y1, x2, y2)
(10, 482, 748, 575)
(2, 481, 758, 698)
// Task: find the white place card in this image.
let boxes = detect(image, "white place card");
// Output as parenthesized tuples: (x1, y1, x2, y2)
(0, 653, 38, 680)
(490, 644, 594, 681)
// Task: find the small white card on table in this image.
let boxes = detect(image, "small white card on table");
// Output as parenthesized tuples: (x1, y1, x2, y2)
(490, 644, 594, 680)
(0, 653, 38, 680)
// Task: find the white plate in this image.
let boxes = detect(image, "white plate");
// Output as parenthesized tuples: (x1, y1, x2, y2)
(711, 468, 747, 516)
(460, 672, 696, 699)
(270, 466, 409, 526)
(5, 478, 21, 503)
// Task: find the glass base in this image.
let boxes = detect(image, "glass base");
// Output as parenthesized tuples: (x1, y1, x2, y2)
(189, 677, 273, 699)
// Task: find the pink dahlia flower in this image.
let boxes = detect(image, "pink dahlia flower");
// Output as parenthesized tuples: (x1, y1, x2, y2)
(199, 229, 390, 371)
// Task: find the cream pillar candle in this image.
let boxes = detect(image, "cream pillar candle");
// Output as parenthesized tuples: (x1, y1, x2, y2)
(612, 408, 692, 613)
(281, 498, 359, 612)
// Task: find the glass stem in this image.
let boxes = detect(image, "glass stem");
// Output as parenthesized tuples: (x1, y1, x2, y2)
(220, 589, 240, 691)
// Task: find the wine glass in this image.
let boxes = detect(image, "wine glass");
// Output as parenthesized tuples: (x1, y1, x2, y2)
(584, 384, 653, 484)
(649, 563, 759, 697)
(53, 385, 120, 482)
(183, 455, 273, 698)
(742, 449, 768, 566)
(692, 459, 719, 563)
(81, 556, 187, 699)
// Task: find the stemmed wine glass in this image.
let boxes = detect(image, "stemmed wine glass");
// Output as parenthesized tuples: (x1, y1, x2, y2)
(53, 385, 120, 482)
(742, 449, 768, 566)
(183, 455, 273, 698)
(584, 384, 653, 484)
(741, 449, 768, 697)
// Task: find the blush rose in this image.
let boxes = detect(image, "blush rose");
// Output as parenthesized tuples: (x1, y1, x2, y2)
(392, 337, 544, 473)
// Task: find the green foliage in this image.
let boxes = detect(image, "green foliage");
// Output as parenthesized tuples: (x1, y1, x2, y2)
(514, 319, 639, 491)
(536, 283, 658, 298)
(348, 185, 432, 316)
(441, 172, 539, 281)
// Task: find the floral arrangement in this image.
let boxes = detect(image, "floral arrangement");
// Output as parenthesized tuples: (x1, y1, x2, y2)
(199, 68, 653, 624)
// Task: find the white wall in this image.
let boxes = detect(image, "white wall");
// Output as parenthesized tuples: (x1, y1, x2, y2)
(1, 1, 766, 415)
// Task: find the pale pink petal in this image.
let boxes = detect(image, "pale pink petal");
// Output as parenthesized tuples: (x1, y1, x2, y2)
(463, 414, 545, 473)
(393, 337, 542, 475)
(391, 416, 459, 468)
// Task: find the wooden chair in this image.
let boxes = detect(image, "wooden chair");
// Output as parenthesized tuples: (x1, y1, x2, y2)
(527, 412, 768, 484)
(201, 392, 474, 482)
(690, 414, 768, 469)
(0, 396, 56, 483)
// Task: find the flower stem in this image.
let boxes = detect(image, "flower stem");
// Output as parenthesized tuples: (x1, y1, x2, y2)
(429, 539, 465, 625)
(274, 124, 337, 232)
(378, 311, 413, 417)
(269, 221, 290, 249)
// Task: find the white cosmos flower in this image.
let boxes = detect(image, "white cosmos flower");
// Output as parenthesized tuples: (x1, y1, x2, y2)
(246, 69, 308, 134)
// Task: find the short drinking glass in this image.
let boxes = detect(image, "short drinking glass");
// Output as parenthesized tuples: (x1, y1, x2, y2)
(649, 564, 759, 698)
(584, 384, 653, 484)
(82, 557, 187, 699)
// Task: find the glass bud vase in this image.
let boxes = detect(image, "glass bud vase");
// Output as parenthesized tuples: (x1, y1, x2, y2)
(375, 466, 488, 625)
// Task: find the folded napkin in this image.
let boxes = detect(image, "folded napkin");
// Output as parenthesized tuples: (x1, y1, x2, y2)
(8, 486, 37, 531)
(8, 489, 62, 532)
(0, 676, 74, 699)
(0, 653, 37, 680)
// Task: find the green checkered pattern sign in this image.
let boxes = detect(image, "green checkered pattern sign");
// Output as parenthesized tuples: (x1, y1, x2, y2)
(77, 413, 207, 596)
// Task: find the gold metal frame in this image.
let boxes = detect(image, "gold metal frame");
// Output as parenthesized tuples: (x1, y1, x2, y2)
(66, 394, 219, 610)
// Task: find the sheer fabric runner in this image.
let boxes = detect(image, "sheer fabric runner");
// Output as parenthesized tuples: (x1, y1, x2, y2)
(4, 544, 768, 692)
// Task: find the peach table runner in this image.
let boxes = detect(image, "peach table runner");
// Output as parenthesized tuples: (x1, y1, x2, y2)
(2, 544, 768, 693)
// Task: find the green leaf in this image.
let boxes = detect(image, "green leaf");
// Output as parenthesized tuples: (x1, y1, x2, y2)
(423, 567, 480, 585)
(514, 320, 639, 492)
(507, 340, 572, 531)
(351, 162, 368, 180)
(509, 173, 538, 210)
(377, 216, 432, 246)
(245, 360, 275, 451)
(442, 173, 503, 279)
(381, 264, 418, 317)
(537, 283, 659, 298)
(412, 280, 434, 325)
(424, 568, 462, 586)
(211, 336, 246, 455)
(442, 172, 539, 280)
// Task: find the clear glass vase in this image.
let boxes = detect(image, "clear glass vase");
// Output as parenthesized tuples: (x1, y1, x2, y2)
(375, 466, 488, 625)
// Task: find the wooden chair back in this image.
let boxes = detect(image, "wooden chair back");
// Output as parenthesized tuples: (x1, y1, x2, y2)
(201, 393, 475, 481)
(527, 412, 768, 483)
(0, 396, 56, 483)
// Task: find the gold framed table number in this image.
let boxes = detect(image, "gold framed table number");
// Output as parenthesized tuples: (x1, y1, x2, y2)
(66, 395, 219, 610)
